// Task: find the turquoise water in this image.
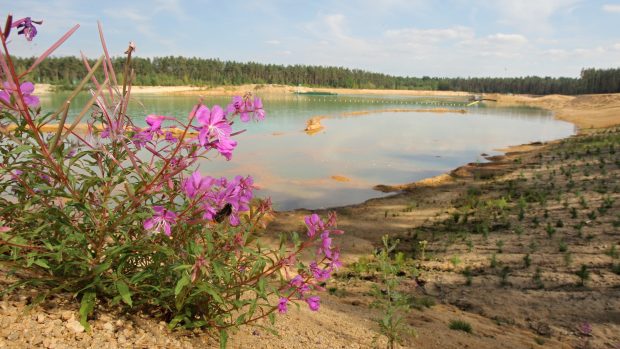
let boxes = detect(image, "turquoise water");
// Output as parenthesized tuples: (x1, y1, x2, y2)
(39, 93, 575, 210)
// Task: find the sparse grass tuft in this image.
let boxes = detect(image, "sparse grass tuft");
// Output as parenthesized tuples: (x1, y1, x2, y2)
(449, 320, 472, 333)
(576, 265, 590, 287)
(523, 253, 531, 268)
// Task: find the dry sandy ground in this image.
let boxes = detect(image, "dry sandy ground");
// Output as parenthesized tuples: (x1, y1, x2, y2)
(491, 93, 620, 129)
(1, 88, 620, 348)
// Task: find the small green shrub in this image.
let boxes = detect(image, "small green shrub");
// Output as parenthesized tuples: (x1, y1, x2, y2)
(410, 296, 436, 310)
(570, 207, 578, 219)
(490, 253, 498, 269)
(462, 267, 473, 286)
(499, 266, 511, 286)
(449, 319, 472, 333)
(450, 255, 462, 268)
(559, 241, 568, 252)
(545, 223, 556, 238)
(576, 265, 590, 287)
(371, 235, 416, 349)
(533, 267, 544, 289)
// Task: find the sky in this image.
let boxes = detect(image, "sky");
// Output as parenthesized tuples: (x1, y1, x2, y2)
(7, 0, 620, 78)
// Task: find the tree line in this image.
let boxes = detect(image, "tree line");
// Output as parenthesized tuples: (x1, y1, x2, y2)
(11, 56, 620, 95)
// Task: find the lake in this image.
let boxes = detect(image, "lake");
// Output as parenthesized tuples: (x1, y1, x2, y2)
(40, 93, 576, 210)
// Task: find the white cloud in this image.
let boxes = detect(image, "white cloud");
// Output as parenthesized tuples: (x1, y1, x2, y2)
(489, 0, 582, 33)
(486, 33, 528, 45)
(614, 43, 620, 50)
(385, 26, 475, 45)
(544, 48, 568, 58)
(307, 14, 371, 51)
(265, 40, 281, 45)
(602, 4, 620, 12)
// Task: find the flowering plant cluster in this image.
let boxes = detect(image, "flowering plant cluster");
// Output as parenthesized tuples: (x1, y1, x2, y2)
(0, 14, 341, 347)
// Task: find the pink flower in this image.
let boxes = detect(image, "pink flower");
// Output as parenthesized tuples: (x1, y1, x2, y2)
(0, 226, 10, 233)
(304, 214, 324, 237)
(327, 250, 343, 270)
(165, 131, 177, 143)
(226, 95, 266, 122)
(290, 275, 310, 295)
(0, 81, 40, 108)
(101, 120, 121, 138)
(196, 105, 237, 160)
(290, 275, 304, 287)
(11, 170, 23, 180)
(11, 17, 42, 41)
(199, 175, 255, 226)
(305, 296, 320, 311)
(183, 171, 214, 199)
(132, 130, 153, 148)
(309, 262, 331, 282)
(145, 114, 173, 133)
(143, 206, 177, 236)
(318, 231, 332, 258)
(226, 96, 244, 116)
(253, 97, 265, 121)
(277, 298, 288, 314)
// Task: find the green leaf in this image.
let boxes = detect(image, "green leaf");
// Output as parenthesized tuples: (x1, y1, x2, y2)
(200, 284, 224, 304)
(174, 274, 190, 296)
(172, 264, 192, 272)
(219, 329, 228, 349)
(247, 299, 258, 320)
(92, 261, 111, 275)
(212, 261, 225, 281)
(250, 258, 266, 277)
(78, 291, 96, 331)
(9, 145, 32, 155)
(168, 314, 185, 330)
(257, 277, 266, 297)
(115, 280, 132, 307)
(33, 259, 50, 269)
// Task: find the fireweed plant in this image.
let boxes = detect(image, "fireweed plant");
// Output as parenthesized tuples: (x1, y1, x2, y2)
(0, 15, 343, 346)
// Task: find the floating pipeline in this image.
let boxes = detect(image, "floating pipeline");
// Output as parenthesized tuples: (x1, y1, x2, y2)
(304, 108, 467, 134)
(340, 108, 466, 116)
(288, 95, 475, 108)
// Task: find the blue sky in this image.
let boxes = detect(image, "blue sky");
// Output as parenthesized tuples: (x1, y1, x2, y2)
(8, 0, 620, 77)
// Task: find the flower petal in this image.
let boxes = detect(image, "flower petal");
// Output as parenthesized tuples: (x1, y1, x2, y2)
(20, 82, 35, 94)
